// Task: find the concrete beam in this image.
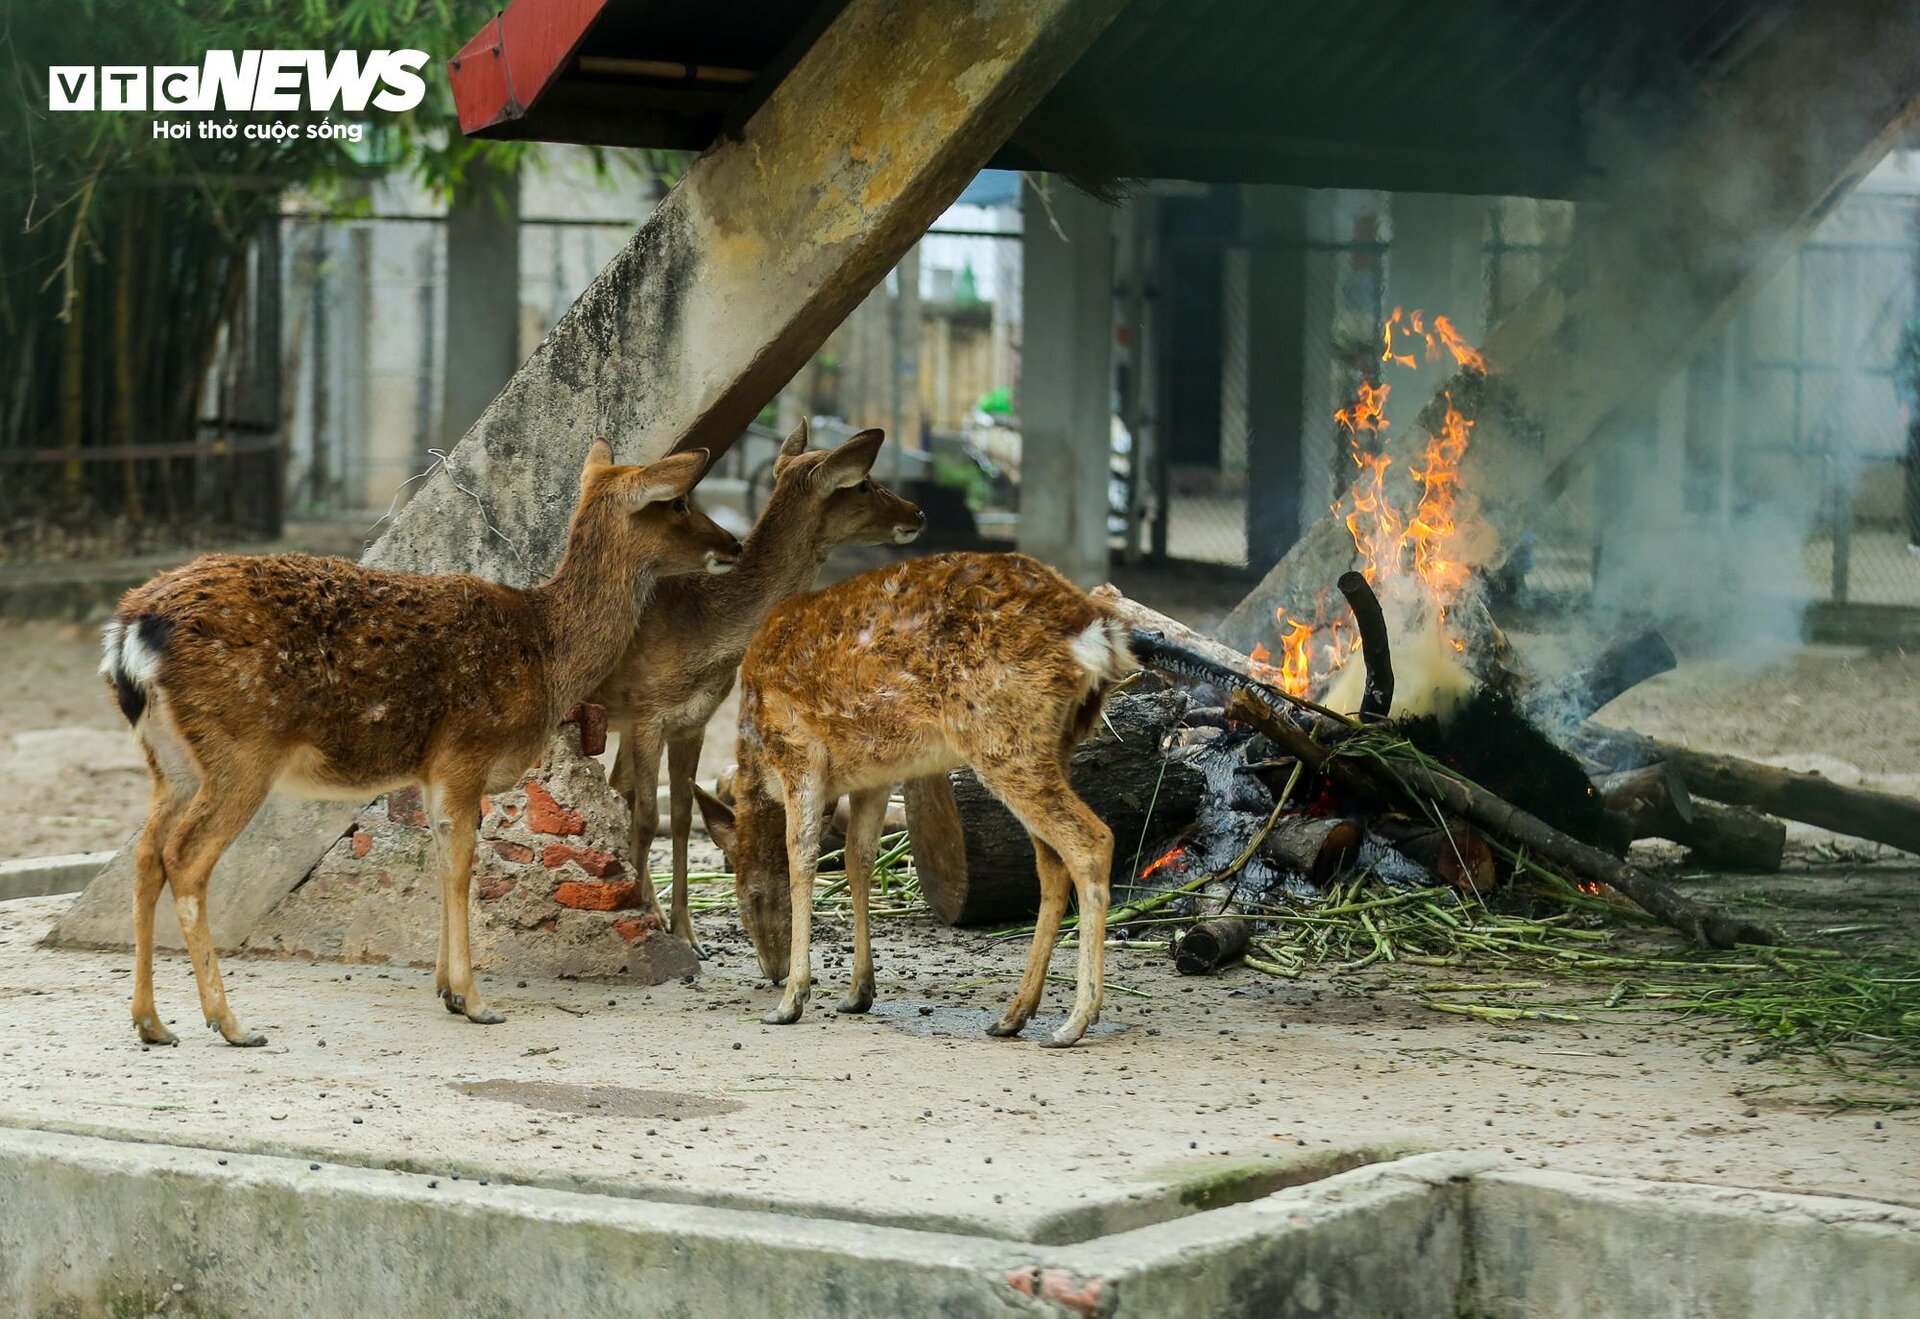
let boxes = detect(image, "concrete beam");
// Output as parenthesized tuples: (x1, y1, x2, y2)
(53, 0, 1129, 956)
(1018, 178, 1115, 587)
(1219, 1, 1920, 651)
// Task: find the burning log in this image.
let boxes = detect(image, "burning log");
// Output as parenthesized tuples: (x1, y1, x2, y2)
(1225, 691, 1775, 950)
(907, 687, 1204, 926)
(1258, 816, 1363, 885)
(1580, 726, 1920, 857)
(1099, 587, 1773, 947)
(1337, 571, 1394, 721)
(1529, 630, 1677, 726)
(1596, 764, 1786, 873)
(1173, 919, 1251, 975)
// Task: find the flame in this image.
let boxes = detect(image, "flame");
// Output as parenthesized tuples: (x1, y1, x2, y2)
(1261, 308, 1490, 706)
(1140, 844, 1185, 881)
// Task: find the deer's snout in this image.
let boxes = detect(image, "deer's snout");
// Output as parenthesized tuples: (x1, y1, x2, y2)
(705, 536, 743, 574)
(894, 510, 927, 545)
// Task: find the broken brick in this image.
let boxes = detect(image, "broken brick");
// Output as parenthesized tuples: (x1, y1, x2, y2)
(613, 914, 662, 943)
(386, 786, 426, 828)
(523, 779, 584, 836)
(349, 830, 373, 859)
(488, 840, 535, 865)
(541, 842, 623, 878)
(552, 879, 644, 911)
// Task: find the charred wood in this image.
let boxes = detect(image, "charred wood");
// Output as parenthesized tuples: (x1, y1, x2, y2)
(1227, 691, 1775, 950)
(1257, 815, 1363, 885)
(1596, 763, 1786, 872)
(1581, 726, 1920, 857)
(1337, 571, 1394, 721)
(1173, 918, 1251, 975)
(1531, 630, 1677, 725)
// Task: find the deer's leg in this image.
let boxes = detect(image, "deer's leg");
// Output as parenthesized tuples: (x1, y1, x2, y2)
(130, 763, 191, 1046)
(621, 724, 668, 925)
(838, 786, 889, 1015)
(987, 837, 1071, 1039)
(427, 788, 457, 1007)
(764, 767, 827, 1026)
(430, 780, 499, 1024)
(974, 763, 1113, 1047)
(665, 729, 705, 953)
(162, 764, 273, 1047)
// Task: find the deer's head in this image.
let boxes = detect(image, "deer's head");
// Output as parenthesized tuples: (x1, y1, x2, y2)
(692, 778, 792, 982)
(765, 422, 925, 551)
(575, 441, 742, 579)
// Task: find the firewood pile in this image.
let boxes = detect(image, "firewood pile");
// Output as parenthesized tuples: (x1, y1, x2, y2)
(902, 584, 1920, 972)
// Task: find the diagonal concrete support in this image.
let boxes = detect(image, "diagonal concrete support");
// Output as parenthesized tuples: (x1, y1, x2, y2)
(1218, 1, 1920, 652)
(54, 0, 1128, 956)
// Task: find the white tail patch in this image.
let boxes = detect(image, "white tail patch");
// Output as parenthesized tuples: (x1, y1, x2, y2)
(102, 619, 163, 689)
(1068, 617, 1135, 684)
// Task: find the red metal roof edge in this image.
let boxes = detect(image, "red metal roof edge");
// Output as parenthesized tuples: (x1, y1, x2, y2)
(447, 0, 616, 136)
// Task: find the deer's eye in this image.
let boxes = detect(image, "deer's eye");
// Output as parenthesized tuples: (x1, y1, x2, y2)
(671, 498, 690, 514)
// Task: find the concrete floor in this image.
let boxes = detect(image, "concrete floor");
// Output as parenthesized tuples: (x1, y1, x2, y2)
(3, 884, 1913, 1247)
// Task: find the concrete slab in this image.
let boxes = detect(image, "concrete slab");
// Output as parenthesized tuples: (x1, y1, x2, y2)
(0, 852, 106, 902)
(1, 1130, 1912, 1318)
(2, 892, 1914, 1249)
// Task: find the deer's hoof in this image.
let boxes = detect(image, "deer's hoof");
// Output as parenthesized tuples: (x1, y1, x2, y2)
(1040, 1024, 1087, 1049)
(135, 1017, 177, 1047)
(438, 986, 463, 1015)
(986, 1015, 1028, 1039)
(457, 999, 504, 1025)
(216, 1023, 268, 1048)
(837, 986, 874, 1015)
(762, 1003, 804, 1026)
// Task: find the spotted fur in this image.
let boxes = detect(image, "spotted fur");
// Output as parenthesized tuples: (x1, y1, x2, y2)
(594, 422, 923, 950)
(104, 442, 740, 1047)
(726, 551, 1132, 1047)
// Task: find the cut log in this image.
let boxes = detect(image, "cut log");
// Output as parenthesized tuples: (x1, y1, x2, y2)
(1228, 691, 1775, 950)
(1596, 763, 1786, 872)
(1580, 726, 1920, 857)
(1173, 919, 1251, 975)
(1337, 571, 1394, 721)
(1370, 817, 1497, 893)
(1258, 816, 1363, 885)
(912, 687, 1204, 927)
(1531, 630, 1677, 726)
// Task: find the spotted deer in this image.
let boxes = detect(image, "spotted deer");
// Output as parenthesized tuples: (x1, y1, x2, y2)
(596, 421, 923, 951)
(100, 443, 740, 1046)
(707, 551, 1135, 1047)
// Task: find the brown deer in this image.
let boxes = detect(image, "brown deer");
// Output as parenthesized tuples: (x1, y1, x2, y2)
(596, 420, 923, 951)
(100, 443, 740, 1046)
(707, 551, 1135, 1048)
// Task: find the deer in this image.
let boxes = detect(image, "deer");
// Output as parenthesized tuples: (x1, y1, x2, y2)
(701, 551, 1136, 1048)
(99, 441, 741, 1047)
(594, 420, 923, 952)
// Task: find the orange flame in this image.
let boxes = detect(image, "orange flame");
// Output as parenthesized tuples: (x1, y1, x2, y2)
(1140, 844, 1186, 880)
(1261, 308, 1490, 703)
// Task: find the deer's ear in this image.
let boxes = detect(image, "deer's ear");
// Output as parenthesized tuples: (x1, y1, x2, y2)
(779, 418, 811, 459)
(693, 783, 737, 860)
(627, 449, 709, 507)
(583, 438, 614, 473)
(815, 429, 885, 490)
